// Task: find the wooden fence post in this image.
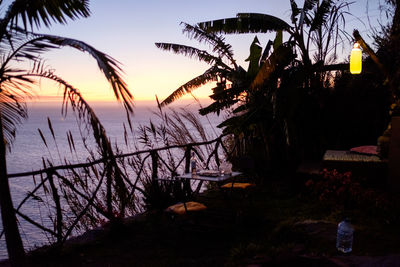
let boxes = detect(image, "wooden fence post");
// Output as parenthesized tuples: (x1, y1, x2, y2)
(47, 170, 63, 243)
(151, 151, 159, 181)
(215, 140, 220, 168)
(184, 145, 192, 174)
(105, 162, 113, 219)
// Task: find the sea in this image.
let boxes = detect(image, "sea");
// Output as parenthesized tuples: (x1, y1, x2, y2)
(0, 100, 224, 260)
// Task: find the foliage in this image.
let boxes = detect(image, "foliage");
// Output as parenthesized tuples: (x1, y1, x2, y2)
(0, 0, 134, 262)
(305, 169, 391, 215)
(142, 179, 190, 211)
(155, 22, 248, 115)
(197, 1, 353, 167)
(138, 107, 220, 210)
(18, 105, 225, 244)
(323, 65, 390, 149)
(156, 1, 359, 175)
(305, 169, 358, 204)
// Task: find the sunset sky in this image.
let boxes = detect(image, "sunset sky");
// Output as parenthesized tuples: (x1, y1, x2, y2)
(29, 0, 388, 105)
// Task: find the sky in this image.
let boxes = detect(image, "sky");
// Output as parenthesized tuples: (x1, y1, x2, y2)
(8, 0, 391, 105)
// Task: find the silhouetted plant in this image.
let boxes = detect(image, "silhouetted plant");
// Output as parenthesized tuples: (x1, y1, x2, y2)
(196, 0, 353, 169)
(0, 1, 134, 263)
(155, 22, 249, 116)
(156, 1, 355, 176)
(305, 169, 394, 222)
(138, 107, 220, 210)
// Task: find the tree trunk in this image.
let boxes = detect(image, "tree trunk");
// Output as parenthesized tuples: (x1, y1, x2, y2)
(0, 113, 25, 266)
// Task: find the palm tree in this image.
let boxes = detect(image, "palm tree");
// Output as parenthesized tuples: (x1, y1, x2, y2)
(0, 1, 133, 265)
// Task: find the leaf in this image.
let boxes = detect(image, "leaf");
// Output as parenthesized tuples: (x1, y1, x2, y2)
(0, 90, 28, 147)
(245, 36, 262, 77)
(261, 40, 273, 62)
(123, 123, 128, 146)
(310, 0, 334, 32)
(38, 128, 48, 148)
(2, 29, 134, 115)
(155, 42, 225, 67)
(299, 0, 318, 26)
(29, 31, 133, 113)
(304, 0, 318, 12)
(273, 30, 283, 51)
(4, 0, 90, 30)
(47, 117, 55, 140)
(290, 0, 300, 24)
(250, 44, 296, 90)
(27, 191, 43, 202)
(67, 130, 76, 153)
(180, 22, 237, 68)
(160, 66, 219, 106)
(198, 13, 291, 35)
(199, 98, 239, 116)
(39, 171, 49, 194)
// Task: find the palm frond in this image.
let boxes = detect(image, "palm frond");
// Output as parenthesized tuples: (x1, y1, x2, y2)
(217, 109, 264, 133)
(0, 89, 27, 147)
(198, 13, 292, 35)
(199, 81, 245, 116)
(180, 22, 237, 68)
(0, 32, 58, 69)
(160, 66, 219, 106)
(250, 44, 296, 90)
(2, 0, 90, 32)
(29, 69, 130, 212)
(7, 30, 133, 113)
(299, 0, 318, 27)
(199, 98, 239, 116)
(310, 0, 334, 32)
(210, 82, 245, 101)
(155, 42, 230, 70)
(289, 0, 300, 24)
(303, 0, 318, 12)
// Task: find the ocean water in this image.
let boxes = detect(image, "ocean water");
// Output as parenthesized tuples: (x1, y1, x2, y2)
(0, 100, 223, 260)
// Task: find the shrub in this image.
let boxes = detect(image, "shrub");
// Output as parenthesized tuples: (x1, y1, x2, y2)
(305, 169, 390, 212)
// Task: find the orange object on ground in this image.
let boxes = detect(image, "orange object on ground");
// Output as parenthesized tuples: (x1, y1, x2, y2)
(220, 182, 255, 189)
(166, 201, 207, 215)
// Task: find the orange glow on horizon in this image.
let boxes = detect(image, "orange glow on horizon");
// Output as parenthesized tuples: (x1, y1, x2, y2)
(33, 75, 216, 104)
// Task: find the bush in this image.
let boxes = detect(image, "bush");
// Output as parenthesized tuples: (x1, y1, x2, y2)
(142, 178, 192, 211)
(305, 169, 390, 212)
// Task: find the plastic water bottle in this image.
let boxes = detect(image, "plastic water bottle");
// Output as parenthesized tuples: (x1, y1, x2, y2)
(190, 152, 197, 175)
(336, 218, 354, 253)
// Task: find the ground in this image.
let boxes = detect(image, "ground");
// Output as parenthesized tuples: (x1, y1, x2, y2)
(1, 173, 400, 266)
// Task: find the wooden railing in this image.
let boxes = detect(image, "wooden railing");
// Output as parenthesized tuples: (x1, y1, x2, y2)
(1, 134, 232, 247)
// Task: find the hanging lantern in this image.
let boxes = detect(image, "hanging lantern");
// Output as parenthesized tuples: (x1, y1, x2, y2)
(350, 42, 362, 74)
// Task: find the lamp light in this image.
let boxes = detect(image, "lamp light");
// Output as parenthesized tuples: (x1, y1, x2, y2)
(350, 42, 362, 74)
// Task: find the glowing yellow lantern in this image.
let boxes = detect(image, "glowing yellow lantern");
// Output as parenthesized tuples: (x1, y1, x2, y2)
(350, 42, 362, 74)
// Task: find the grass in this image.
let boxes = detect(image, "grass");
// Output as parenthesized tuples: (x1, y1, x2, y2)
(2, 173, 400, 266)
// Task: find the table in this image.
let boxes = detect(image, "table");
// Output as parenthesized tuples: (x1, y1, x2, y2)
(176, 171, 242, 196)
(322, 150, 387, 187)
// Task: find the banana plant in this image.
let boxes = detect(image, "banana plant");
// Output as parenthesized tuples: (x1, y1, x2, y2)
(196, 0, 353, 168)
(156, 22, 249, 115)
(198, 0, 351, 68)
